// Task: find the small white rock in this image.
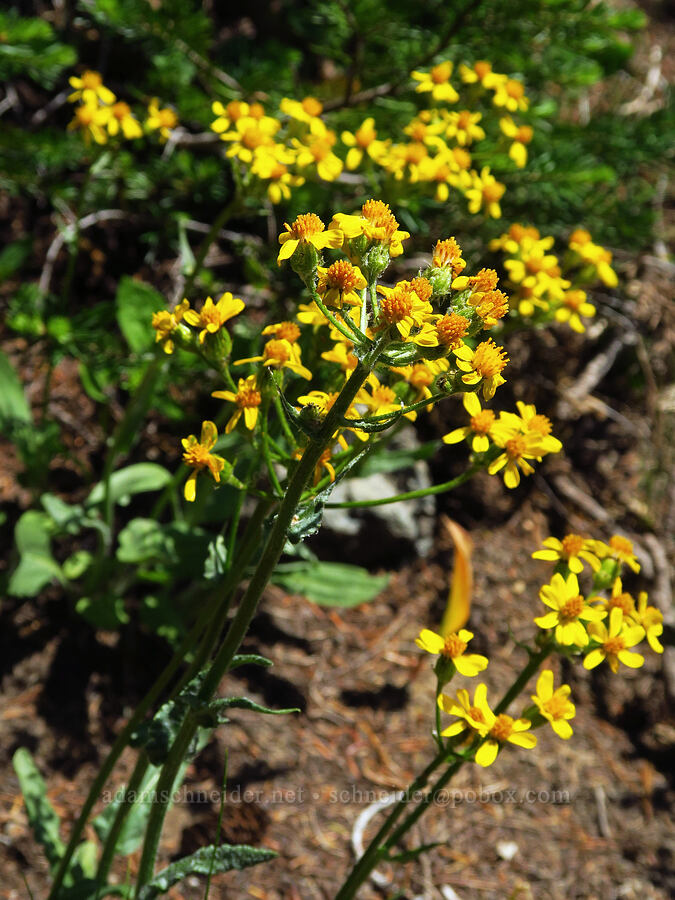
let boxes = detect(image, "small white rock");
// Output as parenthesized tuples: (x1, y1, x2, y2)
(496, 840, 519, 860)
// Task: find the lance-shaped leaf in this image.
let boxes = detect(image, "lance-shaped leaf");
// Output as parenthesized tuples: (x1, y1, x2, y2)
(199, 696, 299, 727)
(130, 671, 207, 764)
(13, 748, 65, 867)
(230, 653, 274, 670)
(138, 844, 277, 898)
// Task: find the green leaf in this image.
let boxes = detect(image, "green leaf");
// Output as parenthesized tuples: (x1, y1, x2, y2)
(9, 511, 63, 597)
(41, 494, 86, 533)
(230, 654, 274, 670)
(387, 841, 443, 864)
(87, 464, 172, 508)
(273, 561, 388, 608)
(0, 349, 31, 428)
(116, 518, 167, 564)
(139, 844, 277, 898)
(115, 276, 166, 353)
(63, 551, 94, 581)
(12, 748, 65, 867)
(202, 696, 299, 726)
(76, 594, 129, 630)
(130, 672, 206, 765)
(203, 535, 228, 580)
(0, 238, 31, 281)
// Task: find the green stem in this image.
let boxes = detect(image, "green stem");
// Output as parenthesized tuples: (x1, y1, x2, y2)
(310, 287, 370, 346)
(183, 199, 239, 299)
(324, 463, 481, 509)
(273, 392, 297, 447)
(334, 642, 554, 898)
(134, 344, 386, 892)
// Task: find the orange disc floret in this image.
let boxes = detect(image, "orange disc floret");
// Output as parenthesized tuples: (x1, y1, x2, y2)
(409, 277, 433, 303)
(609, 591, 635, 616)
(561, 534, 586, 559)
(361, 199, 399, 239)
(527, 413, 553, 437)
(235, 383, 262, 409)
(431, 61, 453, 84)
(472, 289, 509, 327)
(443, 633, 468, 658)
(470, 409, 496, 434)
(432, 238, 466, 275)
(468, 705, 486, 725)
(380, 282, 414, 324)
(490, 714, 515, 742)
(436, 313, 469, 348)
(288, 212, 325, 240)
(472, 339, 509, 378)
(325, 260, 362, 293)
(302, 96, 323, 117)
(559, 595, 585, 622)
(263, 339, 292, 363)
(275, 321, 301, 343)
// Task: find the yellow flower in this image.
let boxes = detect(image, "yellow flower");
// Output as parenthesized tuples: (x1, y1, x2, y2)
(444, 110, 485, 146)
(317, 260, 366, 306)
(554, 290, 594, 333)
(181, 420, 226, 502)
(151, 299, 190, 354)
(632, 592, 664, 654)
(219, 115, 280, 163)
(210, 100, 264, 134)
(330, 199, 410, 258)
(146, 99, 178, 141)
(534, 572, 606, 646)
(531, 670, 575, 739)
(453, 338, 508, 400)
(105, 101, 143, 140)
(277, 213, 344, 265)
(67, 100, 111, 145)
(568, 230, 618, 287)
(589, 535, 641, 573)
(261, 321, 301, 343)
(250, 155, 305, 204)
(465, 167, 505, 218)
(439, 684, 536, 767)
(377, 281, 435, 343)
(487, 429, 544, 488)
(235, 338, 312, 380)
(411, 61, 459, 103)
(433, 313, 470, 350)
(68, 70, 116, 105)
(499, 116, 533, 167)
(212, 375, 262, 433)
(459, 61, 503, 89)
(494, 402, 562, 457)
(584, 607, 645, 674)
(292, 126, 343, 181)
(432, 237, 466, 275)
(183, 292, 245, 344)
(321, 340, 358, 374)
(443, 392, 498, 453)
(280, 96, 324, 123)
(532, 534, 601, 574)
(416, 628, 488, 676)
(341, 117, 388, 169)
(492, 78, 529, 112)
(470, 289, 509, 329)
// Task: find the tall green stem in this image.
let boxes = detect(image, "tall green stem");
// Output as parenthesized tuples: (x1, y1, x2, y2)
(134, 345, 385, 891)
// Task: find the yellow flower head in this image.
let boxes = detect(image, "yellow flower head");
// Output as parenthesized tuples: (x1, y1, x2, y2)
(531, 670, 575, 739)
(317, 260, 367, 306)
(236, 338, 312, 380)
(470, 289, 509, 329)
(465, 168, 505, 219)
(183, 292, 245, 344)
(432, 237, 466, 275)
(212, 375, 262, 433)
(534, 572, 606, 646)
(434, 313, 470, 350)
(632, 592, 664, 654)
(181, 420, 226, 501)
(330, 199, 410, 259)
(411, 61, 459, 103)
(589, 535, 641, 573)
(341, 117, 388, 169)
(68, 100, 111, 145)
(459, 60, 503, 89)
(493, 78, 529, 112)
(277, 213, 344, 266)
(280, 96, 324, 123)
(146, 99, 178, 141)
(106, 101, 143, 140)
(151, 299, 190, 354)
(68, 70, 116, 105)
(443, 392, 497, 453)
(261, 320, 302, 343)
(584, 607, 645, 674)
(377, 281, 434, 342)
(439, 683, 536, 767)
(416, 627, 488, 677)
(445, 110, 485, 146)
(220, 115, 280, 163)
(454, 338, 508, 400)
(555, 289, 596, 333)
(532, 534, 601, 574)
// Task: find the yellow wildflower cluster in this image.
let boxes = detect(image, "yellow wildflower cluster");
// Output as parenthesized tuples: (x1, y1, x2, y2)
(415, 533, 661, 768)
(67, 69, 177, 145)
(209, 59, 530, 216)
(490, 223, 618, 332)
